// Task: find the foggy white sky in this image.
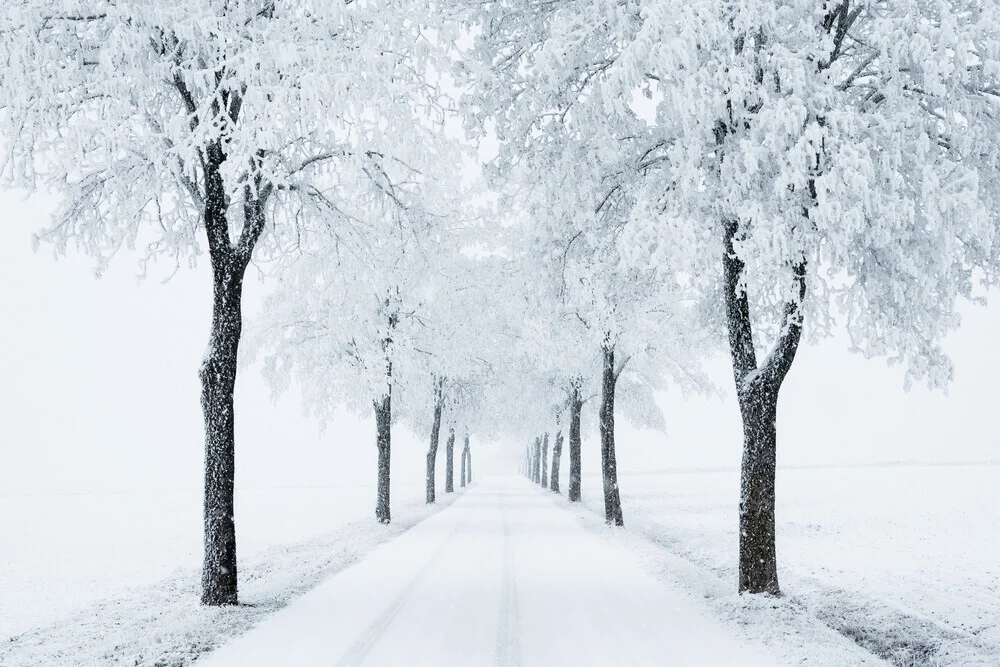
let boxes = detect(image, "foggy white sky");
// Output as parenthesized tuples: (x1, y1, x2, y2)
(1, 187, 997, 496)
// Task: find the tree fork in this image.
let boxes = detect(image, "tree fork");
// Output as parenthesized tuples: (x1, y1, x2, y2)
(723, 219, 805, 595)
(199, 144, 267, 607)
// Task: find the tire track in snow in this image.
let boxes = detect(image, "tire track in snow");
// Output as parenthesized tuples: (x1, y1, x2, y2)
(495, 493, 521, 667)
(333, 521, 460, 667)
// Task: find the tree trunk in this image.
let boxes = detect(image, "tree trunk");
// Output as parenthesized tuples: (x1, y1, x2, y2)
(533, 436, 542, 483)
(737, 387, 779, 594)
(722, 219, 806, 595)
(199, 264, 243, 607)
(599, 342, 624, 526)
(550, 430, 563, 493)
(445, 427, 455, 493)
(466, 434, 472, 484)
(425, 380, 443, 504)
(568, 384, 583, 502)
(199, 147, 261, 607)
(460, 440, 468, 488)
(374, 392, 391, 524)
(541, 433, 549, 489)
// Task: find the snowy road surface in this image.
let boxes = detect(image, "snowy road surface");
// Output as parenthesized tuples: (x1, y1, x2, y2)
(198, 477, 773, 666)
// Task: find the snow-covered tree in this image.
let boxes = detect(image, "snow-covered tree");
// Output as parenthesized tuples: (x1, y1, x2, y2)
(455, 0, 1000, 591)
(1, 0, 451, 604)
(488, 206, 708, 520)
(457, 30, 711, 524)
(464, 251, 593, 497)
(408, 249, 504, 503)
(637, 0, 1000, 595)
(251, 159, 467, 524)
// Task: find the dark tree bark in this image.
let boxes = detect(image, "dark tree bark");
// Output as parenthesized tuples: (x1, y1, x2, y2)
(374, 392, 392, 524)
(466, 434, 472, 484)
(425, 379, 444, 504)
(722, 219, 806, 595)
(568, 382, 583, 502)
(199, 258, 241, 607)
(460, 439, 468, 488)
(445, 427, 455, 493)
(541, 433, 549, 489)
(372, 307, 398, 524)
(199, 138, 268, 607)
(599, 341, 624, 526)
(533, 436, 542, 483)
(550, 430, 563, 494)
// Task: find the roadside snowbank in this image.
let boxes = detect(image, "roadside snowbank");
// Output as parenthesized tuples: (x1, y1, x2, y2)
(566, 463, 999, 666)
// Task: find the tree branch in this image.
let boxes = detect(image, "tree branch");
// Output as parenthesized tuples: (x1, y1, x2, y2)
(722, 219, 759, 389)
(761, 259, 807, 387)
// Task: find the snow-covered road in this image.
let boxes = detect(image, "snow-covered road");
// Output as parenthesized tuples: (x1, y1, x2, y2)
(198, 477, 773, 666)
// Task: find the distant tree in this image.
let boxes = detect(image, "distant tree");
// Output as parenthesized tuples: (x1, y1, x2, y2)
(414, 252, 501, 501)
(248, 88, 465, 526)
(458, 3, 712, 526)
(253, 190, 465, 524)
(520, 213, 707, 524)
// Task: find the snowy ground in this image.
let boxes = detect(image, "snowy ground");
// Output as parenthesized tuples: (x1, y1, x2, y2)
(198, 477, 776, 667)
(3, 463, 996, 666)
(571, 462, 1000, 666)
(0, 482, 453, 667)
(0, 486, 389, 637)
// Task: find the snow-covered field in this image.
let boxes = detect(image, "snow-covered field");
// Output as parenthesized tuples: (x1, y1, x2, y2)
(0, 482, 430, 650)
(571, 462, 1000, 665)
(4, 460, 996, 666)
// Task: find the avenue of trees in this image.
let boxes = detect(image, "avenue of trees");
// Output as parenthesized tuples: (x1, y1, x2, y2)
(3, 0, 999, 602)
